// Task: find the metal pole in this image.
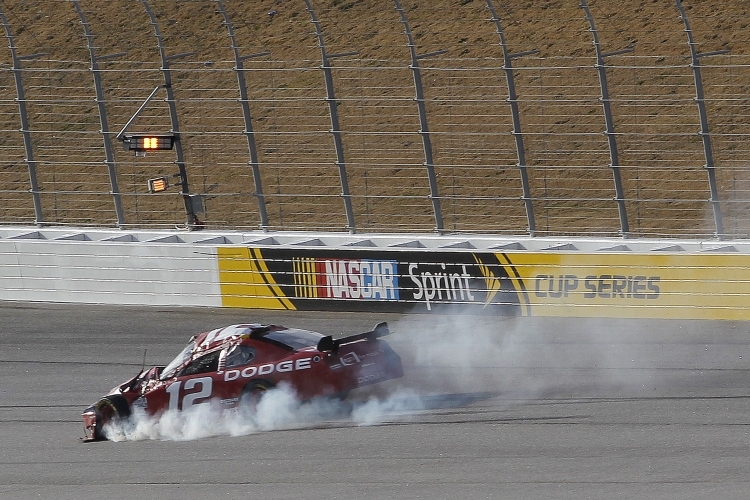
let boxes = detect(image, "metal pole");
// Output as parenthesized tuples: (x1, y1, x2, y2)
(115, 85, 162, 141)
(72, 1, 126, 228)
(580, 0, 630, 237)
(486, 0, 537, 237)
(675, 0, 726, 238)
(1, 8, 44, 225)
(304, 0, 356, 234)
(393, 0, 445, 233)
(214, 0, 269, 231)
(141, 0, 197, 229)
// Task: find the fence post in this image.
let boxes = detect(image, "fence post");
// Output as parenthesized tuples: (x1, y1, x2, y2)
(142, 0, 198, 229)
(214, 0, 269, 231)
(675, 0, 726, 238)
(72, 1, 126, 229)
(393, 0, 445, 234)
(580, 0, 630, 237)
(1, 8, 44, 226)
(305, 0, 356, 234)
(486, 0, 537, 237)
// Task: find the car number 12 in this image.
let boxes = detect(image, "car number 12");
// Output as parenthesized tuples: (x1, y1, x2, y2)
(166, 377, 213, 410)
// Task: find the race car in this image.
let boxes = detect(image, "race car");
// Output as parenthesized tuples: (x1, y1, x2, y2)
(82, 321, 402, 441)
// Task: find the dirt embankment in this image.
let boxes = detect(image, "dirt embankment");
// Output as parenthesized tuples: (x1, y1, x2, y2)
(1, 0, 749, 237)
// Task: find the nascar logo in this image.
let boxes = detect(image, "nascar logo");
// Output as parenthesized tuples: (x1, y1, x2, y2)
(293, 258, 400, 300)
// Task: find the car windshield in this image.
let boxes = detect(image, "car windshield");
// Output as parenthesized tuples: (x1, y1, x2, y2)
(160, 341, 195, 380)
(263, 328, 321, 350)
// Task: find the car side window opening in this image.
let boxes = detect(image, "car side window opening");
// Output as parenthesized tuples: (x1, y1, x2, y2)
(179, 350, 221, 377)
(224, 345, 256, 368)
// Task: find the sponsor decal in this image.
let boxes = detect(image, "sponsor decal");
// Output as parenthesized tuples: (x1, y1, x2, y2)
(339, 351, 361, 366)
(408, 262, 475, 311)
(223, 357, 313, 382)
(329, 352, 362, 370)
(357, 371, 387, 385)
(405, 254, 520, 312)
(293, 258, 399, 301)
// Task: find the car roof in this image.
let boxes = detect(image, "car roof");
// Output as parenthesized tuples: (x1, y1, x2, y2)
(194, 324, 275, 351)
(193, 324, 324, 353)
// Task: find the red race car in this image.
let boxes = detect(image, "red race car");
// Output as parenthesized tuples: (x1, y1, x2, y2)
(82, 321, 403, 441)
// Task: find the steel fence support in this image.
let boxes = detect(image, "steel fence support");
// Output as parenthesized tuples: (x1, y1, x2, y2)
(486, 0, 537, 237)
(141, 0, 198, 229)
(72, 1, 126, 228)
(394, 0, 445, 234)
(580, 0, 630, 237)
(675, 0, 726, 238)
(1, 8, 44, 226)
(215, 0, 269, 231)
(305, 0, 356, 233)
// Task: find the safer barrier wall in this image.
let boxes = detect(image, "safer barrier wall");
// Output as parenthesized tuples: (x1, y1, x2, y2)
(0, 230, 222, 307)
(2, 227, 749, 321)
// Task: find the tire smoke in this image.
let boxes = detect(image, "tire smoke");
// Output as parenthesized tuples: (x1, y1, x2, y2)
(103, 383, 424, 442)
(391, 309, 660, 400)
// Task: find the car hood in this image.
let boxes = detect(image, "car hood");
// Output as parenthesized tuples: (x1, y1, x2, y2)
(111, 365, 163, 396)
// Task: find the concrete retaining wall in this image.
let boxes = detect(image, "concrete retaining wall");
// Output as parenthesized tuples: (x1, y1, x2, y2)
(3, 226, 749, 320)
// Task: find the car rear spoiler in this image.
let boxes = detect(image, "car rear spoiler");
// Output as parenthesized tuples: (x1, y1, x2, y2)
(317, 322, 390, 353)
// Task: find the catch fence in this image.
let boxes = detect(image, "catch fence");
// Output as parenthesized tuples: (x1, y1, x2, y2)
(1, 0, 750, 238)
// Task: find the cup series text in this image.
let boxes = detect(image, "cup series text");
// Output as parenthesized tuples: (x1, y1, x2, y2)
(535, 274, 660, 299)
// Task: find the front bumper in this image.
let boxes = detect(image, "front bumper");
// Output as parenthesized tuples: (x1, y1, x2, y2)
(81, 408, 100, 442)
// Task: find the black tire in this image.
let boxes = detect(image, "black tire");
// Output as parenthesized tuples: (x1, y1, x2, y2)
(103, 394, 131, 419)
(91, 394, 131, 441)
(239, 379, 274, 411)
(333, 390, 350, 401)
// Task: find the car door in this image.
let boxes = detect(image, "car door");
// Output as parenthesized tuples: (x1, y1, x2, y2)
(147, 349, 222, 412)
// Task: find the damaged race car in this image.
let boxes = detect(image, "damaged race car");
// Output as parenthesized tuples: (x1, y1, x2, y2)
(82, 321, 402, 441)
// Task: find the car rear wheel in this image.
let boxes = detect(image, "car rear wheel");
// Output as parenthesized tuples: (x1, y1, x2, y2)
(332, 390, 350, 401)
(239, 379, 274, 411)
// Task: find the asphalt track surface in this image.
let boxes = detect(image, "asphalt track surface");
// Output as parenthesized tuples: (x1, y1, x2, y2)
(1, 302, 749, 499)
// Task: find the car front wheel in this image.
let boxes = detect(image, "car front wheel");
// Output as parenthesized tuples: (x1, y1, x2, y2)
(87, 394, 131, 441)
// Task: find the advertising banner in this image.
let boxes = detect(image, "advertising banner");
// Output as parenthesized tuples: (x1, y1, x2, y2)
(218, 248, 524, 314)
(217, 248, 750, 320)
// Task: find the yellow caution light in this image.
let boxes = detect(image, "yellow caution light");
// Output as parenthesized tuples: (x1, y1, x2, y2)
(124, 134, 175, 151)
(147, 177, 169, 193)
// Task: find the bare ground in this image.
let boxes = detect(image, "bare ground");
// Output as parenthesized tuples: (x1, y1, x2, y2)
(1, 0, 749, 237)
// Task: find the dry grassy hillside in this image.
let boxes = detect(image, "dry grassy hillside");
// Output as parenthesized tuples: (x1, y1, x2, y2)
(1, 0, 749, 238)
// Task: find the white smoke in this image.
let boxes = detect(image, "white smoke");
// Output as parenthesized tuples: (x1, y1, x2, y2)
(350, 387, 424, 425)
(104, 383, 424, 442)
(389, 308, 659, 402)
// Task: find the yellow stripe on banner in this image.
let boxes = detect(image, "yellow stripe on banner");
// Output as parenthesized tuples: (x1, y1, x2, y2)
(217, 247, 296, 310)
(249, 248, 295, 309)
(494, 252, 532, 316)
(309, 259, 318, 298)
(500, 252, 750, 320)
